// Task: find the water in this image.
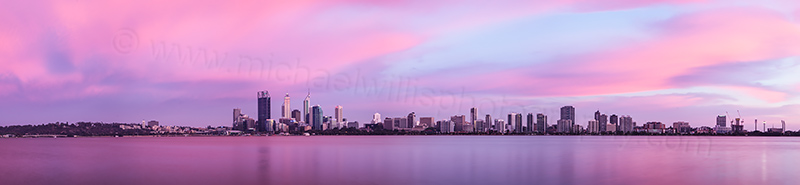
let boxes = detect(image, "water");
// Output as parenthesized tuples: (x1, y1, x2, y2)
(1, 136, 798, 185)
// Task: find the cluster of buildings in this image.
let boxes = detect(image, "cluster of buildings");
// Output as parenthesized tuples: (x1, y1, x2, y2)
(232, 90, 789, 135)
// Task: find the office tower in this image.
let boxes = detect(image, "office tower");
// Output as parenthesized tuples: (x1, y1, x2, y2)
(474, 120, 486, 132)
(282, 93, 290, 118)
(557, 119, 573, 133)
(335, 105, 344, 124)
(383, 117, 394, 130)
(233, 108, 242, 123)
(610, 114, 619, 132)
(257, 91, 271, 132)
(536, 113, 547, 133)
(303, 90, 311, 123)
(485, 114, 492, 127)
(470, 108, 478, 130)
(588, 120, 599, 133)
(291, 109, 302, 122)
(599, 114, 608, 132)
(620, 115, 633, 133)
(407, 112, 416, 128)
(439, 120, 454, 133)
(508, 113, 518, 133)
(372, 113, 381, 124)
(420, 117, 434, 128)
(312, 105, 323, 130)
(717, 115, 726, 127)
(526, 113, 534, 133)
(451, 115, 466, 131)
(495, 119, 506, 133)
(561, 106, 575, 121)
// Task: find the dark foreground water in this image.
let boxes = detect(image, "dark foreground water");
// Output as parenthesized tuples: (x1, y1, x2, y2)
(1, 136, 798, 185)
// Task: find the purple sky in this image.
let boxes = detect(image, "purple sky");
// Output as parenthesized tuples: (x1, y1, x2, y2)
(1, 0, 799, 130)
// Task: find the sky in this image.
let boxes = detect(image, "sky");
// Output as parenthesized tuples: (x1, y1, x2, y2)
(1, 0, 799, 130)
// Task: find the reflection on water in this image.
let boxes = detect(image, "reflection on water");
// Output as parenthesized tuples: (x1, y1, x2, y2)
(0, 136, 798, 185)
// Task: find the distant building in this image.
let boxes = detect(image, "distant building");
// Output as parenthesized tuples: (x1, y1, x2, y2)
(291, 109, 302, 122)
(509, 113, 521, 133)
(588, 120, 599, 133)
(257, 91, 271, 132)
(561, 106, 575, 121)
(673, 121, 691, 134)
(620, 115, 634, 133)
(407, 112, 416, 128)
(609, 114, 619, 132)
(470, 107, 478, 126)
(383, 117, 394, 130)
(346, 121, 359, 129)
(536, 113, 547, 134)
(303, 91, 311, 124)
(474, 120, 486, 132)
(557, 119, 574, 133)
(372, 113, 381, 124)
(311, 105, 323, 130)
(233, 108, 242, 123)
(420, 117, 434, 128)
(644, 122, 665, 134)
(334, 105, 344, 124)
(716, 115, 727, 127)
(147, 120, 159, 127)
(282, 93, 290, 118)
(451, 115, 466, 132)
(495, 119, 506, 133)
(606, 124, 616, 132)
(485, 114, 492, 128)
(526, 113, 534, 133)
(439, 120, 454, 133)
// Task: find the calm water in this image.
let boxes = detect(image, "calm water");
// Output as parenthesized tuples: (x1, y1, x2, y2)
(1, 136, 798, 185)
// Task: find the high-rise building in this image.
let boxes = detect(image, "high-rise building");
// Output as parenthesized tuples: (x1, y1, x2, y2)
(588, 120, 599, 133)
(599, 114, 608, 132)
(311, 105, 323, 130)
(716, 115, 727, 127)
(282, 93, 290, 118)
(257, 91, 271, 132)
(303, 90, 311, 123)
(372, 113, 381, 124)
(439, 120, 454, 133)
(494, 119, 506, 133)
(561, 106, 575, 122)
(536, 113, 547, 133)
(383, 117, 394, 130)
(610, 114, 619, 132)
(485, 114, 492, 127)
(233, 108, 242, 123)
(620, 115, 634, 133)
(509, 113, 523, 133)
(470, 108, 478, 130)
(407, 112, 416, 128)
(451, 115, 466, 132)
(526, 113, 534, 133)
(291, 109, 302, 122)
(335, 105, 344, 123)
(420, 117, 434, 128)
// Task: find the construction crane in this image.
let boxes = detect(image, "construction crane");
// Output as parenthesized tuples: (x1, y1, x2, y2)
(736, 110, 742, 126)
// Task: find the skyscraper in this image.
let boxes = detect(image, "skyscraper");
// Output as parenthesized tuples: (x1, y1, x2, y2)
(610, 114, 619, 132)
(233, 108, 241, 123)
(312, 105, 323, 130)
(561, 106, 575, 121)
(559, 106, 575, 133)
(588, 120, 599, 133)
(470, 107, 477, 130)
(536, 113, 547, 133)
(304, 90, 311, 123)
(620, 115, 634, 133)
(407, 112, 416, 128)
(335, 105, 344, 123)
(599, 114, 608, 132)
(526, 113, 534, 133)
(485, 114, 492, 127)
(716, 115, 727, 127)
(257, 91, 271, 132)
(282, 93, 290, 118)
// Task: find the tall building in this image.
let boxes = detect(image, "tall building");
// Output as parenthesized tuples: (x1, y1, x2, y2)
(588, 120, 599, 133)
(470, 108, 478, 130)
(257, 91, 271, 132)
(494, 119, 506, 133)
(526, 113, 534, 133)
(485, 114, 492, 127)
(311, 105, 323, 130)
(599, 114, 608, 132)
(439, 120, 454, 133)
(407, 112, 416, 128)
(509, 113, 523, 133)
(716, 115, 727, 127)
(561, 106, 575, 121)
(291, 109, 302, 122)
(303, 90, 311, 123)
(335, 105, 344, 123)
(536, 113, 547, 133)
(451, 115, 466, 132)
(620, 115, 634, 133)
(609, 114, 619, 132)
(420, 117, 434, 128)
(233, 108, 242, 123)
(383, 117, 394, 130)
(282, 93, 290, 118)
(372, 113, 381, 124)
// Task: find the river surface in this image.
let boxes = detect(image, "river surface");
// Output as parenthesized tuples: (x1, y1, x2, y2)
(1, 136, 798, 185)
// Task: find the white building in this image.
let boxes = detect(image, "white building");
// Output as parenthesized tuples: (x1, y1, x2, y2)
(588, 120, 599, 133)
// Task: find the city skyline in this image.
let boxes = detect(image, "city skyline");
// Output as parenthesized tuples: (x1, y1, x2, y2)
(1, 0, 799, 129)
